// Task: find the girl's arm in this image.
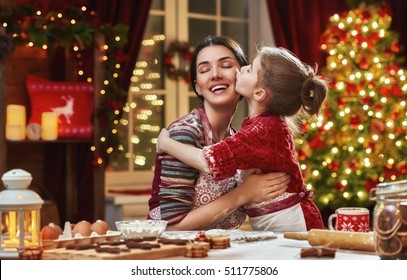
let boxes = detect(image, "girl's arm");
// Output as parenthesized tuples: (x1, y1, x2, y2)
(157, 128, 212, 173)
(167, 171, 290, 230)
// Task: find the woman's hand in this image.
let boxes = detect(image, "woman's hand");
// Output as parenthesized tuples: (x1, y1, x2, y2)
(156, 128, 170, 153)
(240, 171, 290, 203)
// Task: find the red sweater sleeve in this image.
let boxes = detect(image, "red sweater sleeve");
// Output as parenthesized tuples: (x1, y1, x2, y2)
(203, 116, 294, 181)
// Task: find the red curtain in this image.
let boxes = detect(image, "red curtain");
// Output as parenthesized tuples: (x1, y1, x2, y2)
(266, 0, 407, 67)
(92, 0, 153, 91)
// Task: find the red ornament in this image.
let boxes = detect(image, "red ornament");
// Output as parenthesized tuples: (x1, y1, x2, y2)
(367, 141, 376, 152)
(346, 83, 358, 94)
(298, 150, 307, 161)
(391, 42, 400, 53)
(360, 96, 371, 105)
(364, 177, 379, 193)
(350, 114, 361, 129)
(360, 11, 371, 21)
(328, 160, 339, 171)
(335, 182, 345, 192)
(383, 164, 401, 180)
(336, 98, 345, 108)
(358, 58, 369, 69)
(308, 135, 325, 150)
(370, 118, 385, 134)
(378, 3, 390, 18)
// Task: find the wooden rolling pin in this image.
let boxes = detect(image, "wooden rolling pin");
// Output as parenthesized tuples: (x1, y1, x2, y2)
(283, 229, 375, 252)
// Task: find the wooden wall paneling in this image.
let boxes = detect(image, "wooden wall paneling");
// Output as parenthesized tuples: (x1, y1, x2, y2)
(4, 46, 51, 190)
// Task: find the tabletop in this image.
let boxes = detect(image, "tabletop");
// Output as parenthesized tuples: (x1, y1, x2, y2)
(164, 232, 379, 260)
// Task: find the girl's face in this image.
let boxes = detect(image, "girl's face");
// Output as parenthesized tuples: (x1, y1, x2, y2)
(236, 54, 261, 99)
(195, 45, 241, 109)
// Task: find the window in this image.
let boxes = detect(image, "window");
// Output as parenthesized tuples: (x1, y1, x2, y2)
(105, 0, 273, 192)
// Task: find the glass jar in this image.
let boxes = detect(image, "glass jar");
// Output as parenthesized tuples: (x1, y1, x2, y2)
(370, 180, 407, 260)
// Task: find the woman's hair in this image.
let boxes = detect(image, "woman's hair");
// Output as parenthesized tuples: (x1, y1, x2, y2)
(190, 35, 248, 101)
(257, 46, 328, 118)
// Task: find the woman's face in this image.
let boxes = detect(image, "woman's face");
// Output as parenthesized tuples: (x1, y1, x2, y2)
(194, 45, 241, 109)
(236, 54, 261, 99)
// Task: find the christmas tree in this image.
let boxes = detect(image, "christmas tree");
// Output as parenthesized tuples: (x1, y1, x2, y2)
(297, 2, 407, 211)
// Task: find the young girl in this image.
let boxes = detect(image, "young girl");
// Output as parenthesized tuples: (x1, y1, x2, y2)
(157, 46, 328, 231)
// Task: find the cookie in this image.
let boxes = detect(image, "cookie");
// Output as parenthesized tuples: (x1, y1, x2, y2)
(210, 236, 230, 249)
(184, 242, 209, 258)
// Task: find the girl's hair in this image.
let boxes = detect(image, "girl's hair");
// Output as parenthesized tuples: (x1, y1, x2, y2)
(190, 35, 248, 101)
(257, 46, 328, 134)
(258, 46, 328, 117)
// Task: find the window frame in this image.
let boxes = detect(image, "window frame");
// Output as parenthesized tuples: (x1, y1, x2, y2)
(105, 0, 274, 194)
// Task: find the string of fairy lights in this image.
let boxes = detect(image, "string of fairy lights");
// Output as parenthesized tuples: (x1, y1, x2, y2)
(110, 35, 166, 171)
(297, 3, 407, 210)
(0, 2, 128, 168)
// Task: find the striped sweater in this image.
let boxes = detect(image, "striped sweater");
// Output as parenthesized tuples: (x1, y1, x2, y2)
(148, 105, 246, 229)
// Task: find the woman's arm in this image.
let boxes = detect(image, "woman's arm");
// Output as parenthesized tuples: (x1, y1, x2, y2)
(167, 171, 290, 230)
(157, 128, 211, 173)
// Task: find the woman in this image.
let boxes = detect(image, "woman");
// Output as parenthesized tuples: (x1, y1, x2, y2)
(148, 36, 289, 230)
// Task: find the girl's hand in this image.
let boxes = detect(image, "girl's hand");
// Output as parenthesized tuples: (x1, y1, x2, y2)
(240, 171, 290, 203)
(156, 128, 170, 153)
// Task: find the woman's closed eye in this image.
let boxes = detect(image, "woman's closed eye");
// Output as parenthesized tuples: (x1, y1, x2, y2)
(221, 62, 234, 69)
(198, 66, 210, 73)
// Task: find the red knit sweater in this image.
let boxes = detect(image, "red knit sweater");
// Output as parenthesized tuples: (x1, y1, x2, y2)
(203, 113, 324, 230)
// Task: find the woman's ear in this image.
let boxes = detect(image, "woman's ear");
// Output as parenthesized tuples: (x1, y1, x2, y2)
(195, 83, 203, 96)
(253, 88, 267, 102)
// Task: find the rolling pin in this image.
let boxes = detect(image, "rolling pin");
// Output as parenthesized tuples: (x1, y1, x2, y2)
(283, 229, 375, 252)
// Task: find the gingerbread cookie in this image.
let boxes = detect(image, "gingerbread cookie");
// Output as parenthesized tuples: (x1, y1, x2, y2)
(184, 242, 209, 258)
(210, 236, 230, 249)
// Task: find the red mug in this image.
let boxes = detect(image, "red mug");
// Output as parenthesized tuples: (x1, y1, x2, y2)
(328, 207, 370, 232)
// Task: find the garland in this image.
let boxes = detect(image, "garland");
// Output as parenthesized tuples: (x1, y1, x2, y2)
(0, 0, 129, 167)
(164, 40, 194, 83)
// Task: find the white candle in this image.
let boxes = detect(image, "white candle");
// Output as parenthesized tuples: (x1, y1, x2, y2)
(41, 112, 59, 140)
(6, 105, 26, 140)
(6, 124, 24, 141)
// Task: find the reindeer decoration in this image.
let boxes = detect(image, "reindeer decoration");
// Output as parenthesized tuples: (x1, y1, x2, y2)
(51, 95, 74, 124)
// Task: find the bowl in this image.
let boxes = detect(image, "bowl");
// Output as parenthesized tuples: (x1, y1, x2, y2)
(115, 220, 167, 239)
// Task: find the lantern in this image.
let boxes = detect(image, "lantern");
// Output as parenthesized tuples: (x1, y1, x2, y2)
(0, 169, 44, 259)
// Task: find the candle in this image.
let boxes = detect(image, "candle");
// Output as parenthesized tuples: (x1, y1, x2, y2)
(41, 112, 59, 140)
(6, 124, 24, 141)
(6, 105, 26, 140)
(31, 210, 38, 245)
(8, 211, 16, 240)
